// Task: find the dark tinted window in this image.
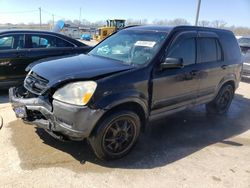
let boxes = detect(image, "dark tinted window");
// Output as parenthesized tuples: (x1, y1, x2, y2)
(167, 38, 196, 65)
(0, 34, 24, 50)
(31, 36, 48, 48)
(199, 38, 222, 63)
(56, 37, 74, 47)
(28, 34, 74, 48)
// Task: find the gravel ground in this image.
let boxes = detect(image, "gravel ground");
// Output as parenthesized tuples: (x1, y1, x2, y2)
(0, 82, 250, 188)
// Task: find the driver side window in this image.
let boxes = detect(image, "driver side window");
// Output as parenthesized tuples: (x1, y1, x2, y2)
(167, 38, 196, 65)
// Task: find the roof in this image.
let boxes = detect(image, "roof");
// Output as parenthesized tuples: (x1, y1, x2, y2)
(0, 29, 59, 35)
(0, 29, 87, 46)
(125, 25, 174, 32)
(124, 25, 232, 34)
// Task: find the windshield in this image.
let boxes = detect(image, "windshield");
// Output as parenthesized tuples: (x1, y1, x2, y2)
(89, 30, 167, 65)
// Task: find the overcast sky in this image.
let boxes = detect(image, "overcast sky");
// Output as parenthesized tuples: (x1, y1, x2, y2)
(0, 0, 249, 27)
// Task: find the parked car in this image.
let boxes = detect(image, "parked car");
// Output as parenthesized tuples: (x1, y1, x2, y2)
(237, 37, 250, 78)
(9, 25, 242, 160)
(0, 30, 92, 88)
(242, 54, 250, 78)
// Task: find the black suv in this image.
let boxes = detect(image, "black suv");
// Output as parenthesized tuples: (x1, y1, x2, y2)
(9, 26, 242, 160)
(0, 30, 91, 88)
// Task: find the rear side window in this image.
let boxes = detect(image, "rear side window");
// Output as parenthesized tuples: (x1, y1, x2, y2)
(198, 38, 222, 63)
(56, 37, 74, 47)
(0, 36, 13, 49)
(167, 38, 196, 65)
(27, 34, 74, 48)
(0, 35, 24, 50)
(31, 36, 48, 48)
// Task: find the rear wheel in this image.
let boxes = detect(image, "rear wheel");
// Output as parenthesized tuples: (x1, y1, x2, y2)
(88, 110, 141, 160)
(206, 84, 234, 115)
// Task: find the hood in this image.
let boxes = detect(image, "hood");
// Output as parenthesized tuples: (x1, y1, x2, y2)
(31, 54, 134, 87)
(26, 55, 76, 72)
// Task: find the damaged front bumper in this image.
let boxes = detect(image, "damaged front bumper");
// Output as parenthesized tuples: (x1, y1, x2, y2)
(9, 87, 105, 140)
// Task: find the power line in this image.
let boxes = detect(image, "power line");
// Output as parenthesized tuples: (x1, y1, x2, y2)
(41, 9, 65, 19)
(0, 8, 82, 26)
(0, 10, 38, 14)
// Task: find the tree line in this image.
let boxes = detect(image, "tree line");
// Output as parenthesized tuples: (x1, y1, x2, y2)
(2, 18, 250, 36)
(63, 18, 250, 36)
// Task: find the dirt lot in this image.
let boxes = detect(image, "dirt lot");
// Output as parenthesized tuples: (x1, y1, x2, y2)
(0, 82, 250, 188)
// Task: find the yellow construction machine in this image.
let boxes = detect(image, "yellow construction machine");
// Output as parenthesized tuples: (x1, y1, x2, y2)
(93, 19, 125, 42)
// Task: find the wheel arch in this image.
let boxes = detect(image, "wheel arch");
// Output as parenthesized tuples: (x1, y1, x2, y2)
(216, 74, 237, 94)
(90, 100, 148, 137)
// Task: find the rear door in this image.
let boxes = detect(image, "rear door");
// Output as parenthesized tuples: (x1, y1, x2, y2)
(0, 34, 26, 84)
(25, 33, 77, 56)
(14, 33, 78, 77)
(195, 32, 225, 104)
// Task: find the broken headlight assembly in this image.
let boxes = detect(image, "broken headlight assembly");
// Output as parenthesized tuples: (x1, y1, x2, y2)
(53, 81, 97, 106)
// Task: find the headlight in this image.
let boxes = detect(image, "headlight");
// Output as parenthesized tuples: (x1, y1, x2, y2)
(53, 81, 97, 106)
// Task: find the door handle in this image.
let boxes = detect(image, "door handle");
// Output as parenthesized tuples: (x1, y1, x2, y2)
(16, 52, 25, 58)
(221, 65, 228, 70)
(190, 70, 199, 76)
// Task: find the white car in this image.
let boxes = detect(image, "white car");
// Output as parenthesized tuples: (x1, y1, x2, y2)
(238, 37, 250, 78)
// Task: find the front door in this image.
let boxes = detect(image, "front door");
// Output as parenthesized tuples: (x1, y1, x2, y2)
(151, 31, 199, 116)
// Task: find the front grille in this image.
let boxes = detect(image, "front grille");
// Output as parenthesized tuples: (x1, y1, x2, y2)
(24, 71, 49, 95)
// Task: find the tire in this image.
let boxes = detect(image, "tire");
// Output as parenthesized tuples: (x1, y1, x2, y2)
(206, 84, 234, 115)
(88, 110, 141, 160)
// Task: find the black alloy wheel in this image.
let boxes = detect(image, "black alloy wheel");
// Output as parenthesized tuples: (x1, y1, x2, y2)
(102, 117, 136, 155)
(89, 111, 141, 160)
(206, 84, 234, 115)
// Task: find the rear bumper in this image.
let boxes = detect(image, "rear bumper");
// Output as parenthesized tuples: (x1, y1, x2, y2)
(9, 87, 105, 140)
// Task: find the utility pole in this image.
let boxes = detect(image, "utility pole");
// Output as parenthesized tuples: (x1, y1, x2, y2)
(52, 14, 55, 28)
(79, 7, 82, 26)
(78, 8, 82, 38)
(195, 0, 201, 26)
(39, 7, 42, 28)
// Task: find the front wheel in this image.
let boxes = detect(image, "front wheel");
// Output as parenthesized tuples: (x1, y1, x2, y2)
(206, 84, 234, 115)
(88, 110, 141, 160)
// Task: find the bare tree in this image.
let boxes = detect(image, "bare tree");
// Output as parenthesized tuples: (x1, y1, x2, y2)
(232, 26, 250, 36)
(212, 20, 227, 28)
(198, 20, 210, 27)
(168, 18, 190, 26)
(92, 20, 106, 27)
(73, 19, 80, 26)
(152, 18, 189, 26)
(2, 17, 250, 36)
(81, 19, 91, 27)
(65, 20, 73, 25)
(126, 19, 148, 26)
(152, 19, 169, 25)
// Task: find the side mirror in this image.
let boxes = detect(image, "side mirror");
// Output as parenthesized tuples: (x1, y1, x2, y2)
(160, 58, 184, 70)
